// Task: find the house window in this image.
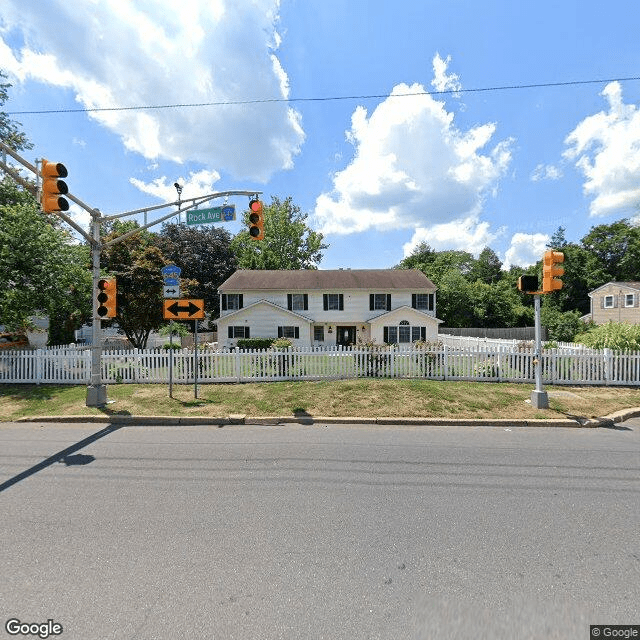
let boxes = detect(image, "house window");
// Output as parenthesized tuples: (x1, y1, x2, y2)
(604, 295, 614, 309)
(323, 293, 344, 311)
(228, 326, 249, 339)
(314, 326, 325, 341)
(370, 293, 391, 311)
(222, 294, 243, 311)
(625, 294, 635, 307)
(384, 324, 426, 344)
(278, 326, 300, 339)
(288, 293, 308, 311)
(412, 293, 434, 311)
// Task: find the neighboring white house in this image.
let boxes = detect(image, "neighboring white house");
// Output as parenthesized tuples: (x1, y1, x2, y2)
(216, 269, 441, 348)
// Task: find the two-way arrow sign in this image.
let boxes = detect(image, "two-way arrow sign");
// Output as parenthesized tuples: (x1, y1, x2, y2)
(163, 299, 205, 319)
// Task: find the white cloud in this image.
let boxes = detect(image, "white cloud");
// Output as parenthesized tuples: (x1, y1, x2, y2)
(130, 169, 222, 202)
(503, 233, 550, 270)
(564, 81, 640, 217)
(431, 53, 462, 95)
(314, 57, 512, 237)
(0, 0, 304, 182)
(531, 163, 562, 182)
(403, 215, 503, 258)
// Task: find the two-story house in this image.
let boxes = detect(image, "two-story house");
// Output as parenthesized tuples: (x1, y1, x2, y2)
(585, 282, 640, 325)
(216, 269, 441, 348)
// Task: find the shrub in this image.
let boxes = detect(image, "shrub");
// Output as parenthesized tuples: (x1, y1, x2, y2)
(271, 338, 293, 350)
(574, 321, 640, 352)
(236, 338, 275, 350)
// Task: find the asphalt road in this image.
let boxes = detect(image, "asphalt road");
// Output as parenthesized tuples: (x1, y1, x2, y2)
(1, 420, 639, 640)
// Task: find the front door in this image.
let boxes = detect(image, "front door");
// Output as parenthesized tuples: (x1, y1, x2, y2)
(336, 326, 356, 347)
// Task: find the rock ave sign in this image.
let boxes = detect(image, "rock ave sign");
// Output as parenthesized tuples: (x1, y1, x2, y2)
(186, 205, 235, 226)
(163, 299, 205, 320)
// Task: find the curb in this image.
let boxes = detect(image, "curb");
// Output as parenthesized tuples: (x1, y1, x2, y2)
(10, 411, 640, 428)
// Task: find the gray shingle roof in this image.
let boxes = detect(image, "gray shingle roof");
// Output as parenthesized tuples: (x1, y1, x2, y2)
(219, 269, 436, 291)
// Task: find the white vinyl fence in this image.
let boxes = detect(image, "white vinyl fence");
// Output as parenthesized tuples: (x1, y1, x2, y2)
(1, 344, 640, 386)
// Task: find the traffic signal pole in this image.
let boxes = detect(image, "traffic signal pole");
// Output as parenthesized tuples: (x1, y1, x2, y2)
(531, 294, 548, 409)
(87, 213, 107, 407)
(1, 140, 261, 406)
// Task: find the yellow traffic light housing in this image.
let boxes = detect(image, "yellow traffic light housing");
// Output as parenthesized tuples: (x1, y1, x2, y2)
(40, 159, 70, 214)
(542, 250, 564, 293)
(97, 278, 117, 318)
(248, 199, 264, 240)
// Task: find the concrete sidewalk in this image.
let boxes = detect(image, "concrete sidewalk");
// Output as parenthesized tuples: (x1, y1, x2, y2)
(11, 407, 640, 427)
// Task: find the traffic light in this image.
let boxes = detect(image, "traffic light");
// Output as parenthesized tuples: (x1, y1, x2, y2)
(97, 278, 117, 318)
(517, 275, 539, 293)
(248, 199, 264, 240)
(40, 159, 70, 214)
(542, 250, 564, 293)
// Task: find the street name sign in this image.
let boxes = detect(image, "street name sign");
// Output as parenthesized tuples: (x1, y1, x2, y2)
(186, 205, 236, 226)
(163, 299, 205, 319)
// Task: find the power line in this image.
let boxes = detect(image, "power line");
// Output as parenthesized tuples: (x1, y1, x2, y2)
(7, 75, 640, 115)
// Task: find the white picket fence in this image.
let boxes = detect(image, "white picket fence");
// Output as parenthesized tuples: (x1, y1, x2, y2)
(1, 343, 640, 386)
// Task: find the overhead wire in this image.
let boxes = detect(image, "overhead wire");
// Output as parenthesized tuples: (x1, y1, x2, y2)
(7, 75, 640, 116)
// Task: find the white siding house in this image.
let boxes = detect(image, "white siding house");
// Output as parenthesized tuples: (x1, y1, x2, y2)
(216, 269, 441, 348)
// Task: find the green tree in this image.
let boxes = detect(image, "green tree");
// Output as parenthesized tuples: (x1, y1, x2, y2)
(1, 71, 32, 152)
(468, 247, 503, 284)
(0, 181, 92, 338)
(156, 223, 236, 322)
(231, 196, 328, 269)
(580, 219, 640, 283)
(101, 221, 168, 349)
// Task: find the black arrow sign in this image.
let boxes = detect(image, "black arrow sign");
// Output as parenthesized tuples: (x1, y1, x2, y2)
(168, 301, 200, 316)
(163, 299, 205, 319)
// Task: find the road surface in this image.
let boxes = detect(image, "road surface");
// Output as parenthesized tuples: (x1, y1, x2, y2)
(1, 420, 638, 639)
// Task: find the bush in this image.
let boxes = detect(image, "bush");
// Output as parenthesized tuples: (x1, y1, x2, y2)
(162, 342, 183, 350)
(236, 338, 276, 350)
(574, 321, 640, 352)
(271, 338, 293, 350)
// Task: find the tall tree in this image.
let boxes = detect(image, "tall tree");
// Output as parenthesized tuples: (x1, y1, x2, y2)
(156, 223, 236, 321)
(0, 181, 92, 337)
(0, 71, 32, 152)
(468, 247, 503, 284)
(231, 196, 328, 269)
(101, 221, 168, 349)
(580, 219, 640, 283)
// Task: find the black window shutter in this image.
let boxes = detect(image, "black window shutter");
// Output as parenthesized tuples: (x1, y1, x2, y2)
(383, 327, 389, 343)
(278, 326, 283, 338)
(303, 294, 308, 310)
(412, 294, 416, 309)
(339, 294, 344, 310)
(323, 294, 328, 311)
(239, 294, 243, 309)
(287, 294, 292, 310)
(245, 327, 250, 338)
(294, 327, 300, 339)
(370, 294, 375, 310)
(386, 294, 391, 310)
(429, 294, 434, 311)
(222, 294, 227, 311)
(228, 326, 233, 338)
(421, 327, 426, 341)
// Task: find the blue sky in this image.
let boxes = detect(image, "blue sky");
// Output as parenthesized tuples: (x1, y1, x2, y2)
(1, 0, 640, 271)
